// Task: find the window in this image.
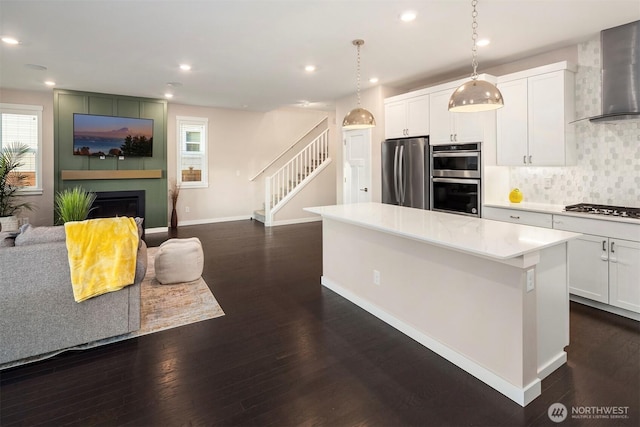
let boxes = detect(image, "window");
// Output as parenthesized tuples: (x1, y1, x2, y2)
(176, 116, 208, 188)
(0, 103, 43, 193)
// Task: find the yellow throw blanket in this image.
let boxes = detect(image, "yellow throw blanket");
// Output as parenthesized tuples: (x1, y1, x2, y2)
(65, 217, 139, 303)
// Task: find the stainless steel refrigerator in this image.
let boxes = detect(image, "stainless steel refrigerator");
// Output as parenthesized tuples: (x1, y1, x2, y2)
(382, 137, 429, 209)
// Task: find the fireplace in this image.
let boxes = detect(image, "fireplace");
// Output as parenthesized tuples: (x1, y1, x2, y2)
(88, 190, 145, 237)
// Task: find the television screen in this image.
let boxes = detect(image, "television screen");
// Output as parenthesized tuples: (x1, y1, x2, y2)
(73, 114, 154, 157)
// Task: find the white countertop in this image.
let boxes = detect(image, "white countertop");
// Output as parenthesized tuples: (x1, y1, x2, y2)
(304, 203, 581, 261)
(484, 201, 640, 225)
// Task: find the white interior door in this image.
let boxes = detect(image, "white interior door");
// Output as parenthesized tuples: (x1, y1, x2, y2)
(343, 128, 372, 204)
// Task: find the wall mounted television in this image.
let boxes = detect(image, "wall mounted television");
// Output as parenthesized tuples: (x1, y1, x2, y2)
(73, 113, 154, 157)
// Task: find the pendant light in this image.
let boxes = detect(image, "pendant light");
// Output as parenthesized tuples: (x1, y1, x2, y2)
(343, 39, 376, 129)
(449, 0, 504, 112)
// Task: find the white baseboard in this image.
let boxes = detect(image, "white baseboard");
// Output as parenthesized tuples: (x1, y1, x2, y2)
(269, 216, 322, 227)
(145, 227, 168, 234)
(570, 295, 640, 321)
(177, 215, 252, 226)
(146, 215, 319, 232)
(538, 352, 567, 380)
(145, 215, 251, 234)
(321, 276, 541, 407)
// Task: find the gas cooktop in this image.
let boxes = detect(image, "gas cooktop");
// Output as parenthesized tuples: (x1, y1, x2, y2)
(564, 203, 640, 219)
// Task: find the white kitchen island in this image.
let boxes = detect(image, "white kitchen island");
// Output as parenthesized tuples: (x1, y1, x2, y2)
(304, 203, 581, 406)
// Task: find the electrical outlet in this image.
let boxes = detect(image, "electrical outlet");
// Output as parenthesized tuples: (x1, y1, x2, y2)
(526, 269, 535, 292)
(185, 206, 190, 213)
(373, 270, 381, 286)
(544, 177, 552, 189)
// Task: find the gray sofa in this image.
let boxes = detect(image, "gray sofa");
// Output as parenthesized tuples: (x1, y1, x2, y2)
(0, 224, 147, 367)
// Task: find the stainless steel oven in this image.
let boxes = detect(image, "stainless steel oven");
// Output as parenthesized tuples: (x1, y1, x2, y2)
(431, 143, 480, 178)
(430, 143, 481, 217)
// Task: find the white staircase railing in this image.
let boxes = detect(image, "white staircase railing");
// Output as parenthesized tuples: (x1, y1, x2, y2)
(264, 129, 330, 225)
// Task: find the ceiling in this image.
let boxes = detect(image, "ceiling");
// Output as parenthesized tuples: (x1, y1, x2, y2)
(1, 0, 639, 112)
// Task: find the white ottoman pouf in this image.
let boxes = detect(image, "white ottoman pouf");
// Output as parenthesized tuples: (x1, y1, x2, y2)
(154, 237, 204, 284)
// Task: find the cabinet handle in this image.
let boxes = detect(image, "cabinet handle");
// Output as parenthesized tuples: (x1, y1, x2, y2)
(454, 134, 458, 142)
(450, 134, 453, 142)
(523, 155, 527, 164)
(528, 155, 532, 164)
(610, 241, 617, 263)
(600, 240, 609, 261)
(509, 215, 520, 220)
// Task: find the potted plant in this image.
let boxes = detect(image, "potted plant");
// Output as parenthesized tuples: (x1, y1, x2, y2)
(0, 142, 33, 231)
(55, 186, 96, 224)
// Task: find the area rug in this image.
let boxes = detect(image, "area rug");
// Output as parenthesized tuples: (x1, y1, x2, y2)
(0, 246, 224, 370)
(134, 246, 224, 336)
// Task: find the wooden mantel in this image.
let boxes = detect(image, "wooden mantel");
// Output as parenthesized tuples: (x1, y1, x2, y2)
(61, 170, 163, 180)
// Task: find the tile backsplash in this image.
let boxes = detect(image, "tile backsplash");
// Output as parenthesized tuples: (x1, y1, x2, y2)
(508, 37, 640, 207)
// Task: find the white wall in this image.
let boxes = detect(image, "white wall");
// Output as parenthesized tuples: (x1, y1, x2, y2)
(0, 88, 55, 226)
(167, 104, 335, 224)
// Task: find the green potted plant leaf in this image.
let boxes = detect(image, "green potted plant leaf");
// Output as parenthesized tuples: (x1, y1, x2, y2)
(55, 187, 96, 224)
(0, 142, 34, 231)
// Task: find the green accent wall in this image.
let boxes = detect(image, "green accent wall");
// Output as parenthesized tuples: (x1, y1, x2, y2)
(53, 90, 168, 228)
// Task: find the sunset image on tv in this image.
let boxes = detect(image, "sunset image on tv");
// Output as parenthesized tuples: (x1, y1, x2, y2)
(73, 114, 154, 157)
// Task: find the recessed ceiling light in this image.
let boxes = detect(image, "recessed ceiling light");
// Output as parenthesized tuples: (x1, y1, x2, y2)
(164, 93, 174, 99)
(44, 80, 56, 86)
(305, 65, 316, 72)
(2, 37, 20, 45)
(369, 77, 379, 84)
(476, 39, 490, 47)
(179, 64, 191, 71)
(400, 11, 417, 22)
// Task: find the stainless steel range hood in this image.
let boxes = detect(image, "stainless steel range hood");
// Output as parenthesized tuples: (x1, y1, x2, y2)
(589, 20, 640, 123)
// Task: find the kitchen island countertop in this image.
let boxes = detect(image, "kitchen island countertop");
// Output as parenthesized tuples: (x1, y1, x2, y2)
(305, 202, 580, 261)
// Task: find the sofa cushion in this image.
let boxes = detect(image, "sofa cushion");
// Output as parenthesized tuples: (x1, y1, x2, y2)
(15, 224, 66, 246)
(134, 217, 144, 247)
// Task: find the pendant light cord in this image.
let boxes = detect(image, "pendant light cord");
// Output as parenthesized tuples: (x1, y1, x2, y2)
(356, 41, 362, 107)
(471, 0, 479, 80)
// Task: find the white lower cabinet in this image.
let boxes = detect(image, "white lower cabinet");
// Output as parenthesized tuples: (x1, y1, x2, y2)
(568, 235, 640, 312)
(484, 205, 640, 317)
(608, 238, 640, 313)
(553, 215, 640, 315)
(567, 235, 611, 304)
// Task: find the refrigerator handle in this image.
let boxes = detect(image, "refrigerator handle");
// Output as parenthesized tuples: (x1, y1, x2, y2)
(399, 145, 405, 204)
(393, 146, 400, 204)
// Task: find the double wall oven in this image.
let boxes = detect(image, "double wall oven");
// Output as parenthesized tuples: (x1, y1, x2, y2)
(430, 143, 481, 217)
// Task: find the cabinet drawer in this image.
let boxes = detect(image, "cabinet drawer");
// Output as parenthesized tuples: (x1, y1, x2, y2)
(483, 206, 553, 228)
(552, 214, 640, 242)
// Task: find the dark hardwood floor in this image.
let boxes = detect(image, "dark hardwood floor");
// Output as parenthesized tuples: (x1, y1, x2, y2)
(1, 220, 639, 426)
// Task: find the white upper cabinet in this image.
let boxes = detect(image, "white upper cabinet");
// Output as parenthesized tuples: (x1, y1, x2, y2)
(429, 88, 486, 145)
(384, 93, 429, 139)
(497, 62, 576, 166)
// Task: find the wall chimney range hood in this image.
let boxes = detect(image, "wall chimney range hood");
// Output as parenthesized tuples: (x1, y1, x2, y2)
(588, 20, 640, 123)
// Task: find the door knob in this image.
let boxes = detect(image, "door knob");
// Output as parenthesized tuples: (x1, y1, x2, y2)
(359, 188, 368, 192)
